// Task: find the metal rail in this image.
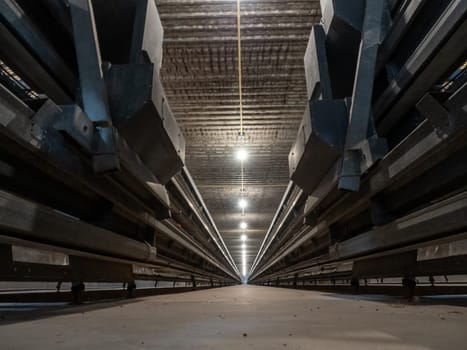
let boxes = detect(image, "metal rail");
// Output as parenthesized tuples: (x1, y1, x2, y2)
(261, 284, 467, 298)
(172, 169, 240, 277)
(0, 286, 224, 304)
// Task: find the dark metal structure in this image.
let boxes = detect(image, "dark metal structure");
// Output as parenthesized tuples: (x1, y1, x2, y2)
(0, 0, 466, 300)
(0, 0, 239, 301)
(249, 0, 467, 295)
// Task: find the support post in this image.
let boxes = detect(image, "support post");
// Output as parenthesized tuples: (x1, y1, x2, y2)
(191, 275, 197, 290)
(338, 0, 390, 192)
(351, 278, 360, 294)
(69, 0, 119, 173)
(402, 277, 417, 300)
(127, 281, 136, 298)
(71, 281, 85, 304)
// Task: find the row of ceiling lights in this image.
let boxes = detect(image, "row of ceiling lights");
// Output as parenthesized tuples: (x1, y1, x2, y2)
(236, 0, 248, 279)
(236, 148, 248, 277)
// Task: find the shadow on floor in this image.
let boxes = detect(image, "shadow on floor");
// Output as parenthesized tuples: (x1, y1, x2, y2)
(320, 292, 467, 307)
(0, 298, 140, 326)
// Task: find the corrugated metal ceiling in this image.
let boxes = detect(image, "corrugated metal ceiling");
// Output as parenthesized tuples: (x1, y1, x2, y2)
(157, 0, 321, 275)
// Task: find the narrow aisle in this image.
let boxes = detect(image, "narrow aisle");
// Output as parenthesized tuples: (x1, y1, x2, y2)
(1, 285, 466, 349)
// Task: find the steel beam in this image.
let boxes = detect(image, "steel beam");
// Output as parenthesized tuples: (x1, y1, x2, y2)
(0, 0, 75, 100)
(69, 0, 119, 173)
(338, 0, 390, 192)
(0, 189, 158, 263)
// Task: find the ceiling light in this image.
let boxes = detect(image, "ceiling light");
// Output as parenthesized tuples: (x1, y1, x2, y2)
(240, 234, 247, 242)
(239, 221, 248, 230)
(236, 148, 248, 161)
(241, 243, 246, 249)
(238, 198, 248, 209)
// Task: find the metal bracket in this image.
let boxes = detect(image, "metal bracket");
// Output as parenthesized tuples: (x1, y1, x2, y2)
(53, 105, 98, 154)
(416, 88, 467, 138)
(416, 94, 451, 136)
(32, 102, 121, 175)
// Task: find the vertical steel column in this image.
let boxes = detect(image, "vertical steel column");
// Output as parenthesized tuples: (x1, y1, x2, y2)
(338, 0, 390, 192)
(69, 0, 119, 173)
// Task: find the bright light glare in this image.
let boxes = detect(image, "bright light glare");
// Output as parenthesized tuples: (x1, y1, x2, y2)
(238, 198, 248, 209)
(242, 245, 247, 277)
(239, 221, 248, 230)
(236, 148, 248, 161)
(240, 234, 247, 242)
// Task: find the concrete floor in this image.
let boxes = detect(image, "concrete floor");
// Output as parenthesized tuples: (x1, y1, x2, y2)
(0, 285, 466, 349)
